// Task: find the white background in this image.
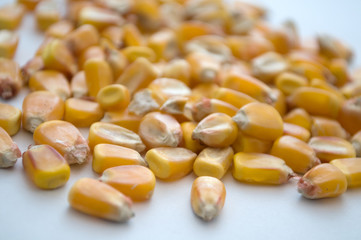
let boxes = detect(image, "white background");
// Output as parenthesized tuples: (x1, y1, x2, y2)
(1, 0, 361, 240)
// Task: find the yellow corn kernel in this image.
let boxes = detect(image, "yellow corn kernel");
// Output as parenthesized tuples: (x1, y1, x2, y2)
(88, 122, 145, 152)
(330, 158, 361, 188)
(233, 102, 283, 141)
(232, 152, 293, 185)
(148, 29, 179, 61)
(268, 88, 286, 116)
(0, 4, 25, 30)
(338, 97, 361, 135)
(148, 78, 191, 105)
(68, 178, 134, 222)
(328, 58, 350, 87)
(22, 145, 70, 189)
(101, 110, 142, 133)
(96, 84, 130, 112)
(297, 163, 347, 199)
(186, 52, 221, 86)
(122, 24, 145, 47)
(70, 71, 88, 98)
(104, 47, 127, 80)
(214, 87, 257, 109)
(84, 58, 113, 98)
(193, 147, 233, 179)
(162, 59, 191, 86)
(133, 0, 161, 31)
(145, 147, 197, 180)
(29, 70, 71, 101)
(251, 52, 288, 83)
(287, 87, 342, 119)
(128, 89, 160, 116)
(17, 0, 41, 10)
(191, 176, 226, 221)
(94, 0, 132, 15)
(0, 58, 22, 100)
(180, 121, 205, 153)
(33, 120, 90, 164)
(46, 20, 74, 39)
(351, 131, 361, 157)
(42, 39, 77, 76)
(101, 26, 123, 49)
(21, 56, 44, 84)
(190, 83, 220, 101)
(160, 96, 188, 116)
(35, 1, 61, 31)
(265, 27, 295, 54)
(283, 108, 312, 131)
(0, 127, 21, 168)
(116, 57, 157, 95)
(193, 113, 238, 148)
(139, 112, 182, 149)
(270, 135, 320, 174)
(275, 72, 308, 96)
(310, 78, 345, 101)
(67, 1, 96, 23)
(309, 136, 356, 163)
(78, 6, 123, 31)
(311, 117, 348, 139)
(176, 21, 219, 48)
(78, 46, 105, 70)
(64, 98, 104, 127)
(93, 144, 146, 174)
(341, 82, 361, 99)
(64, 24, 99, 55)
(282, 122, 310, 142)
(121, 46, 156, 63)
(0, 103, 21, 136)
(317, 34, 352, 61)
(0, 30, 19, 59)
(232, 131, 273, 154)
(22, 91, 64, 133)
(100, 165, 156, 201)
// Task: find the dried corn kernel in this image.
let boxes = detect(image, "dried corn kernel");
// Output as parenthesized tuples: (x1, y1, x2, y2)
(311, 117, 347, 139)
(0, 4, 25, 30)
(104, 47, 127, 80)
(275, 72, 308, 96)
(283, 108, 312, 131)
(283, 122, 310, 142)
(78, 6, 123, 31)
(96, 84, 130, 111)
(0, 58, 22, 99)
(148, 78, 191, 105)
(317, 34, 352, 61)
(232, 131, 273, 154)
(21, 56, 44, 84)
(338, 97, 361, 135)
(17, 0, 41, 11)
(46, 20, 74, 39)
(341, 82, 361, 99)
(35, 1, 61, 31)
(78, 46, 105, 70)
(101, 26, 123, 48)
(191, 176, 226, 221)
(33, 120, 90, 164)
(160, 96, 188, 116)
(351, 131, 361, 157)
(88, 122, 145, 152)
(251, 52, 288, 83)
(187, 52, 220, 86)
(232, 152, 293, 185)
(162, 59, 191, 86)
(94, 0, 132, 15)
(133, 0, 162, 31)
(310, 78, 345, 101)
(64, 24, 99, 55)
(101, 110, 141, 133)
(0, 30, 19, 59)
(190, 83, 219, 101)
(84, 58, 113, 98)
(128, 89, 160, 116)
(145, 147, 197, 181)
(122, 46, 156, 63)
(0, 103, 21, 136)
(22, 91, 64, 133)
(180, 121, 205, 153)
(214, 87, 257, 109)
(0, 127, 21, 168)
(330, 158, 361, 188)
(70, 71, 88, 98)
(64, 98, 103, 127)
(148, 29, 179, 61)
(297, 163, 347, 199)
(329, 58, 350, 87)
(122, 24, 145, 47)
(68, 178, 134, 222)
(22, 145, 70, 189)
(100, 165, 156, 201)
(93, 144, 146, 174)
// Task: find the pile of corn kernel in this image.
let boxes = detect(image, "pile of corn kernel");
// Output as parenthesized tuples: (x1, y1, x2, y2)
(1, 0, 361, 222)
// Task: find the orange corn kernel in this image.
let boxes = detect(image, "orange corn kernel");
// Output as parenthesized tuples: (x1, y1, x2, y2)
(311, 117, 348, 139)
(22, 145, 70, 189)
(78, 6, 123, 31)
(93, 144, 146, 174)
(180, 121, 205, 153)
(33, 120, 90, 164)
(84, 58, 113, 98)
(67, 2, 96, 23)
(0, 4, 26, 30)
(162, 59, 191, 86)
(351, 131, 361, 157)
(0, 127, 21, 168)
(275, 72, 308, 96)
(64, 24, 99, 55)
(148, 78, 191, 105)
(310, 78, 345, 101)
(78, 46, 105, 70)
(148, 29, 179, 61)
(330, 158, 361, 188)
(251, 52, 288, 83)
(22, 91, 64, 133)
(283, 122, 310, 142)
(46, 20, 74, 39)
(341, 82, 361, 99)
(160, 96, 188, 116)
(133, 0, 162, 31)
(328, 58, 350, 87)
(186, 52, 221, 86)
(190, 83, 220, 101)
(176, 21, 220, 47)
(70, 71, 88, 98)
(122, 24, 145, 47)
(100, 165, 156, 201)
(96, 84, 130, 112)
(64, 98, 103, 127)
(214, 87, 257, 109)
(122, 46, 156, 63)
(21, 56, 44, 84)
(35, 1, 61, 31)
(0, 103, 21, 136)
(232, 131, 273, 154)
(101, 26, 123, 49)
(338, 97, 361, 135)
(17, 0, 41, 11)
(104, 47, 127, 80)
(101, 110, 142, 133)
(0, 58, 22, 99)
(283, 108, 312, 131)
(0, 30, 19, 59)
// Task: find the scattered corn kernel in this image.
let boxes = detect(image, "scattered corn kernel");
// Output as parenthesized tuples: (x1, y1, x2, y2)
(162, 59, 191, 86)
(128, 89, 160, 116)
(78, 6, 123, 31)
(0, 127, 21, 168)
(189, 98, 238, 122)
(70, 71, 88, 98)
(148, 29, 179, 61)
(35, 1, 61, 31)
(122, 46, 156, 63)
(283, 108, 312, 131)
(330, 158, 361, 188)
(214, 87, 257, 109)
(351, 131, 361, 157)
(275, 72, 308, 96)
(64, 98, 103, 127)
(251, 52, 288, 83)
(64, 24, 99, 55)
(21, 56, 44, 84)
(338, 96, 361, 135)
(180, 121, 205, 153)
(46, 20, 74, 39)
(84, 58, 113, 98)
(0, 103, 21, 136)
(311, 117, 348, 139)
(0, 58, 22, 99)
(101, 26, 123, 49)
(0, 30, 19, 59)
(232, 131, 273, 154)
(283, 122, 310, 142)
(0, 4, 25, 30)
(96, 84, 130, 112)
(122, 23, 145, 47)
(78, 46, 105, 70)
(101, 110, 141, 133)
(148, 78, 191, 105)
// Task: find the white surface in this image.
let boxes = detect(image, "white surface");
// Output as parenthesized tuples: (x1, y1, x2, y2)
(1, 1, 361, 240)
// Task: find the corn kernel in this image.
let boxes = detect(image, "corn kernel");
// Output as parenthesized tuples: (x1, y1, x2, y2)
(22, 145, 70, 189)
(283, 122, 310, 142)
(180, 121, 205, 153)
(162, 59, 191, 86)
(191, 176, 226, 221)
(94, 0, 132, 15)
(17, 0, 41, 11)
(351, 131, 361, 157)
(297, 163, 347, 199)
(64, 98, 104, 127)
(46, 20, 74, 39)
(148, 29, 179, 61)
(33, 120, 90, 164)
(190, 83, 220, 101)
(101, 26, 123, 49)
(341, 82, 361, 99)
(148, 78, 191, 105)
(96, 84, 130, 112)
(328, 58, 350, 87)
(0, 103, 21, 136)
(232, 152, 293, 185)
(251, 52, 288, 83)
(122, 24, 145, 47)
(232, 131, 273, 154)
(64, 24, 99, 55)
(283, 108, 312, 131)
(88, 122, 145, 152)
(22, 91, 64, 133)
(21, 56, 44, 84)
(100, 165, 156, 201)
(186, 52, 220, 86)
(104, 47, 127, 80)
(84, 58, 113, 98)
(310, 78, 345, 102)
(101, 110, 141, 133)
(70, 71, 88, 98)
(78, 6, 123, 31)
(193, 113, 238, 148)
(214, 87, 257, 109)
(330, 158, 361, 188)
(68, 178, 134, 222)
(0, 4, 25, 30)
(122, 46, 156, 63)
(311, 117, 347, 139)
(338, 97, 361, 135)
(145, 147, 197, 180)
(35, 1, 61, 31)
(133, 0, 162, 31)
(78, 46, 105, 70)
(0, 30, 19, 59)
(275, 72, 308, 96)
(128, 89, 160, 116)
(0, 127, 21, 168)
(1, 57, 24, 99)
(93, 144, 146, 174)
(160, 96, 188, 116)
(317, 34, 352, 61)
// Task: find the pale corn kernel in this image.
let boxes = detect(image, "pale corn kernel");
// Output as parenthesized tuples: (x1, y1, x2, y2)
(162, 59, 191, 86)
(317, 34, 352, 61)
(186, 52, 221, 86)
(214, 87, 257, 109)
(138, 112, 182, 149)
(351, 131, 361, 157)
(190, 83, 219, 101)
(67, 2, 96, 23)
(0, 4, 25, 30)
(159, 1, 185, 29)
(160, 96, 188, 116)
(270, 135, 320, 174)
(33, 120, 90, 165)
(148, 29, 179, 61)
(338, 97, 361, 135)
(21, 56, 44, 84)
(88, 122, 145, 152)
(100, 165, 156, 201)
(101, 26, 123, 49)
(191, 176, 226, 221)
(309, 136, 356, 163)
(193, 113, 238, 148)
(93, 144, 146, 174)
(94, 0, 132, 15)
(233, 102, 283, 141)
(232, 152, 293, 185)
(122, 46, 156, 63)
(193, 147, 233, 179)
(275, 72, 308, 96)
(122, 24, 145, 47)
(133, 0, 162, 31)
(218, 61, 250, 86)
(35, 1, 60, 31)
(0, 30, 19, 59)
(128, 89, 160, 116)
(329, 58, 350, 87)
(29, 70, 71, 101)
(70, 71, 88, 98)
(116, 57, 158, 95)
(46, 20, 74, 39)
(104, 47, 127, 80)
(341, 82, 361, 99)
(96, 84, 130, 112)
(68, 178, 134, 222)
(283, 122, 310, 142)
(297, 163, 347, 199)
(0, 58, 23, 99)
(145, 147, 197, 180)
(232, 131, 273, 154)
(17, 0, 41, 11)
(78, 46, 105, 70)
(64, 98, 104, 127)
(311, 117, 348, 139)
(289, 61, 328, 82)
(251, 52, 288, 83)
(0, 103, 21, 136)
(22, 91, 64, 133)
(0, 127, 21, 168)
(78, 6, 124, 30)
(180, 121, 205, 153)
(22, 145, 70, 189)
(64, 24, 99, 55)
(330, 158, 361, 188)
(101, 110, 141, 133)
(283, 108, 312, 131)
(84, 58, 113, 98)
(148, 78, 191, 105)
